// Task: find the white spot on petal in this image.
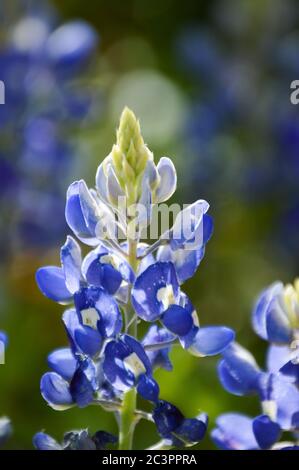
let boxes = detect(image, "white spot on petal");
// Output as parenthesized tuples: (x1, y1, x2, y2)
(81, 308, 100, 329)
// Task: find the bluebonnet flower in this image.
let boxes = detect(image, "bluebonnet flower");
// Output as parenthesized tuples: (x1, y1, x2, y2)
(33, 429, 117, 450)
(0, 4, 99, 254)
(152, 400, 208, 448)
(252, 279, 299, 384)
(213, 278, 299, 450)
(35, 108, 234, 449)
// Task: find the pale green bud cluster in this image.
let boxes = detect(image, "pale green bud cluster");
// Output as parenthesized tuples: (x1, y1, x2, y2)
(111, 107, 153, 205)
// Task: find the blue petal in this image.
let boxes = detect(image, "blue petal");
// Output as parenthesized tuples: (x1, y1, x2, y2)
(40, 372, 73, 409)
(153, 400, 184, 438)
(47, 348, 77, 381)
(65, 181, 91, 239)
(162, 305, 193, 336)
(211, 413, 258, 450)
(74, 286, 122, 338)
(266, 297, 292, 343)
(65, 181, 99, 246)
(157, 244, 205, 284)
(62, 307, 102, 356)
(252, 415, 281, 449)
(267, 344, 292, 373)
(132, 262, 179, 321)
(33, 432, 62, 450)
(169, 199, 210, 251)
(187, 326, 235, 357)
(176, 414, 207, 445)
(103, 335, 151, 392)
(137, 374, 159, 402)
(280, 361, 299, 386)
(262, 374, 299, 430)
(155, 157, 177, 203)
(0, 331, 8, 347)
(36, 266, 72, 303)
(252, 282, 283, 340)
(69, 359, 97, 408)
(60, 236, 82, 294)
(142, 325, 174, 371)
(218, 343, 261, 395)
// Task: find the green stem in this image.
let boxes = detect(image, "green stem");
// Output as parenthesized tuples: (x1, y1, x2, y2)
(118, 388, 137, 450)
(118, 237, 139, 450)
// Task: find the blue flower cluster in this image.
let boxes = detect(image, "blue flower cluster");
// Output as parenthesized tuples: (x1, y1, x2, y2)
(212, 279, 299, 450)
(0, 3, 99, 256)
(34, 108, 235, 450)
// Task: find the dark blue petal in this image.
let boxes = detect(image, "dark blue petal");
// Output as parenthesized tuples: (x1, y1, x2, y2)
(153, 400, 184, 438)
(252, 415, 281, 449)
(36, 266, 72, 303)
(33, 432, 62, 450)
(132, 262, 179, 321)
(74, 326, 103, 357)
(218, 343, 261, 395)
(137, 374, 159, 402)
(280, 360, 299, 386)
(47, 348, 77, 381)
(70, 359, 97, 408)
(187, 326, 235, 357)
(211, 413, 258, 450)
(63, 430, 96, 450)
(162, 304, 193, 336)
(92, 431, 118, 450)
(40, 372, 73, 409)
(175, 414, 207, 445)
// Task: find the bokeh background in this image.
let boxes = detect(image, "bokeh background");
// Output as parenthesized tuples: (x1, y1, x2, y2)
(1, 0, 299, 449)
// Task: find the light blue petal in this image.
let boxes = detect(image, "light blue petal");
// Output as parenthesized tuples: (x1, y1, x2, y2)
(266, 344, 292, 373)
(187, 326, 235, 357)
(155, 157, 177, 203)
(211, 413, 258, 450)
(218, 342, 261, 395)
(33, 432, 62, 450)
(60, 236, 82, 294)
(40, 372, 73, 409)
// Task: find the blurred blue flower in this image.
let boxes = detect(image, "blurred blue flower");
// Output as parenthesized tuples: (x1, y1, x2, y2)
(0, 5, 99, 253)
